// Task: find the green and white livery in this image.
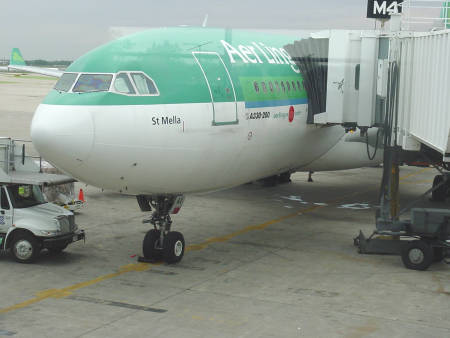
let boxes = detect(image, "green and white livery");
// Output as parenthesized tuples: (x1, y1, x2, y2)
(30, 27, 382, 263)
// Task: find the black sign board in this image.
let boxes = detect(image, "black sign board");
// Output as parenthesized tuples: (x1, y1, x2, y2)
(367, 0, 403, 19)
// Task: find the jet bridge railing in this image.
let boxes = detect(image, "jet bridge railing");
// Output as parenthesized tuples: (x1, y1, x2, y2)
(0, 137, 44, 175)
(0, 137, 76, 186)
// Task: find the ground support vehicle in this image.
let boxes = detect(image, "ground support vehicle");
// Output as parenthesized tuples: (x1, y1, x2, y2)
(0, 138, 85, 262)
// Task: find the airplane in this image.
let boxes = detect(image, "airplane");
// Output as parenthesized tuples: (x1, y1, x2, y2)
(28, 27, 383, 264)
(5, 48, 63, 77)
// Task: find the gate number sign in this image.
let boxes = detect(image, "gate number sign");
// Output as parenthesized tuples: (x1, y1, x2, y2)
(367, 0, 403, 19)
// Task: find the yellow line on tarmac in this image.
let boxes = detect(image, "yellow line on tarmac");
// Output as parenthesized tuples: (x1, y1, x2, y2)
(0, 168, 430, 315)
(0, 204, 325, 315)
(399, 167, 431, 181)
(187, 205, 322, 252)
(0, 263, 153, 314)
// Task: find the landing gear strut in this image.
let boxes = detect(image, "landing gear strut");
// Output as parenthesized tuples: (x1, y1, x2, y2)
(137, 195, 185, 264)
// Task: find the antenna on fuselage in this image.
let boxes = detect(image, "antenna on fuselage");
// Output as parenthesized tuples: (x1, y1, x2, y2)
(202, 14, 209, 28)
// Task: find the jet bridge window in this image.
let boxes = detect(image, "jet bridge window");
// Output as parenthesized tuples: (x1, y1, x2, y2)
(130, 72, 158, 95)
(72, 74, 113, 93)
(54, 73, 78, 92)
(113, 73, 136, 95)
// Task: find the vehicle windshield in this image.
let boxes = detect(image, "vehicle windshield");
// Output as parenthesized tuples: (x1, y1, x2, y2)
(7, 185, 46, 209)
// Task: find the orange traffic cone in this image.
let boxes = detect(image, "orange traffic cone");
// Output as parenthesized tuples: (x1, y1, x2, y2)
(78, 188, 85, 202)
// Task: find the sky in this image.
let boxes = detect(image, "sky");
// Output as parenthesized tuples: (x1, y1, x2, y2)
(0, 1, 378, 60)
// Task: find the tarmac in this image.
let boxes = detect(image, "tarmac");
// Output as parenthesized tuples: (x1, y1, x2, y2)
(0, 73, 448, 338)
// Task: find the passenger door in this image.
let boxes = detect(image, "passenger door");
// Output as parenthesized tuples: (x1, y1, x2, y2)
(193, 52, 238, 126)
(0, 187, 13, 233)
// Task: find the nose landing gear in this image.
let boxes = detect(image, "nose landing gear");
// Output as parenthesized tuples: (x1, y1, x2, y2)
(137, 195, 185, 264)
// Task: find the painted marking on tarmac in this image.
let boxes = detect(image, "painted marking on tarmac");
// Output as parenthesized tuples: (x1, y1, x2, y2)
(0, 168, 431, 315)
(399, 167, 431, 181)
(0, 330, 16, 336)
(0, 263, 155, 314)
(338, 203, 371, 210)
(67, 295, 167, 313)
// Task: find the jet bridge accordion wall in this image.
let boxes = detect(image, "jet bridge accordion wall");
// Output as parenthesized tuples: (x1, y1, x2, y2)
(396, 30, 450, 158)
(284, 38, 329, 124)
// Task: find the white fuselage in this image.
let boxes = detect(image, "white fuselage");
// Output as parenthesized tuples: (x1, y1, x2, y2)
(31, 101, 355, 195)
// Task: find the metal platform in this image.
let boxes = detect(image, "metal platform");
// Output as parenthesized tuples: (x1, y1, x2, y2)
(0, 137, 75, 186)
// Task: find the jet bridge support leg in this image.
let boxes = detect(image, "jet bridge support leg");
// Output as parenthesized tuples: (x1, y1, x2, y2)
(354, 146, 450, 270)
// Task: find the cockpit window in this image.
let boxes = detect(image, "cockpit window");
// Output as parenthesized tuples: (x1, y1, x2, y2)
(130, 72, 158, 95)
(54, 73, 78, 92)
(72, 74, 113, 93)
(114, 73, 136, 95)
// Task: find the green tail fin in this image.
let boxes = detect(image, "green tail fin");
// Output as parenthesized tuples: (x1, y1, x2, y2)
(10, 48, 26, 66)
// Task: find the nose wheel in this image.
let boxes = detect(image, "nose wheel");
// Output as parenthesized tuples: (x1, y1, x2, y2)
(163, 231, 185, 264)
(137, 195, 185, 264)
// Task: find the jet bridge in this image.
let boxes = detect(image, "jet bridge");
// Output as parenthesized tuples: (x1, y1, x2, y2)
(285, 15, 450, 270)
(286, 23, 450, 161)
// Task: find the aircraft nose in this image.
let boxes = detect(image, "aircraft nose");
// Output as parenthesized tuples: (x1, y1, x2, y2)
(31, 104, 94, 169)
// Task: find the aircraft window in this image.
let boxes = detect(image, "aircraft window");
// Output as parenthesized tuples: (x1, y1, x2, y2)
(281, 81, 286, 92)
(275, 81, 280, 92)
(254, 81, 259, 93)
(286, 81, 291, 91)
(261, 82, 267, 93)
(292, 81, 296, 91)
(269, 81, 274, 92)
(114, 73, 136, 95)
(73, 74, 113, 93)
(131, 73, 158, 95)
(54, 73, 78, 92)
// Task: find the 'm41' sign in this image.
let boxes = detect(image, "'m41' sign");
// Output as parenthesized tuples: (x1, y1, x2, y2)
(367, 0, 403, 19)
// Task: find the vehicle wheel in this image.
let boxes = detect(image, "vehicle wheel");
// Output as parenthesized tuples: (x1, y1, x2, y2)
(431, 175, 447, 201)
(401, 240, 434, 271)
(11, 232, 41, 263)
(433, 247, 446, 262)
(48, 244, 68, 254)
(163, 231, 185, 264)
(143, 229, 162, 261)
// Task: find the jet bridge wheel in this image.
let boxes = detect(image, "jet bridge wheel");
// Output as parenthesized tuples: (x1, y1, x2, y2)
(401, 240, 434, 271)
(431, 175, 448, 202)
(143, 229, 163, 261)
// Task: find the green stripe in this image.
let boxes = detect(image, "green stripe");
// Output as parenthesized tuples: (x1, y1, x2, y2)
(43, 28, 304, 106)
